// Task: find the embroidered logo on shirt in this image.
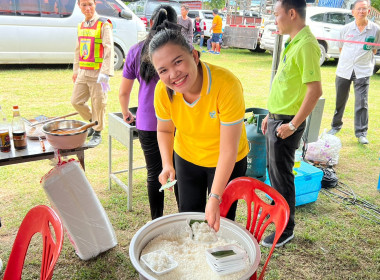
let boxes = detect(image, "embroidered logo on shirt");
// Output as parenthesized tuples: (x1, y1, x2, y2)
(209, 111, 216, 119)
(310, 70, 314, 75)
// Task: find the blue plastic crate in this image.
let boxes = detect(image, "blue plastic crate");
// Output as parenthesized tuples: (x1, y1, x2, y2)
(264, 161, 323, 206)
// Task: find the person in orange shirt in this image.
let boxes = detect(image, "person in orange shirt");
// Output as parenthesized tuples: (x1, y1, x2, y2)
(209, 8, 222, 54)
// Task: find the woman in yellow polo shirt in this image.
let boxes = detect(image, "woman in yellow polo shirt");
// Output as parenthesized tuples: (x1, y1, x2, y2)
(150, 29, 248, 232)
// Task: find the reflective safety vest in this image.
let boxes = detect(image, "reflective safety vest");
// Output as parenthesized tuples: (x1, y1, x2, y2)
(77, 18, 112, 70)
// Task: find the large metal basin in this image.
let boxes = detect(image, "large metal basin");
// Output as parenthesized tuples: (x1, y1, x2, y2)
(129, 212, 260, 280)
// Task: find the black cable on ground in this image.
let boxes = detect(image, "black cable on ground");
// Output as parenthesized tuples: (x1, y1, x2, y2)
(302, 144, 380, 224)
(321, 181, 380, 225)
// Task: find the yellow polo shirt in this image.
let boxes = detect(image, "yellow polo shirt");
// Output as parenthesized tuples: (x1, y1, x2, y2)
(212, 15, 223, 33)
(154, 61, 248, 167)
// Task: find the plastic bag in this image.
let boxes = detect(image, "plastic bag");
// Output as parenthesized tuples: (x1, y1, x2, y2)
(41, 155, 117, 260)
(305, 130, 342, 165)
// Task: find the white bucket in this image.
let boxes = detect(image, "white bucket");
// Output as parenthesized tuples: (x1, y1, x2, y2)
(129, 212, 261, 280)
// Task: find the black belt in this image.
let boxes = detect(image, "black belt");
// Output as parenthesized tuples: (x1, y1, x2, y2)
(268, 113, 294, 121)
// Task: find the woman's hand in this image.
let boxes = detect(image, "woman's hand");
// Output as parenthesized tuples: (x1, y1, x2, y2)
(123, 110, 135, 124)
(158, 165, 176, 191)
(205, 198, 221, 232)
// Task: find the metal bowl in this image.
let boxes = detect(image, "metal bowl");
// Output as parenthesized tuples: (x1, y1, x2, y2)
(42, 120, 87, 149)
(129, 212, 260, 280)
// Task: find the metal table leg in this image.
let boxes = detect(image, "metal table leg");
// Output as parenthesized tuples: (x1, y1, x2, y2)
(108, 112, 145, 212)
(128, 130, 133, 211)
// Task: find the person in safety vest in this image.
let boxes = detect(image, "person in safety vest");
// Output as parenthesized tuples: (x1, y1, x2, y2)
(71, 0, 114, 147)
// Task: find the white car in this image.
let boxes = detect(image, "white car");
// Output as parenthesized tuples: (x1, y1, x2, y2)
(0, 0, 146, 70)
(127, 0, 182, 29)
(188, 10, 226, 43)
(260, 7, 354, 65)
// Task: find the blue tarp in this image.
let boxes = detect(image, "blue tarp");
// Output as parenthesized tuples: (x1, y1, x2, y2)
(318, 0, 344, 8)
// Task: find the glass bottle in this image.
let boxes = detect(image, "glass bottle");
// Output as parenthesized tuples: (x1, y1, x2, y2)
(12, 105, 27, 150)
(0, 105, 11, 153)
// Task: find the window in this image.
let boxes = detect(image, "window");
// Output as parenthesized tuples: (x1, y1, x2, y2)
(310, 13, 325, 23)
(345, 14, 354, 24)
(326, 13, 347, 25)
(16, 0, 40, 16)
(126, 0, 144, 15)
(203, 11, 213, 20)
(57, 0, 75, 17)
(96, 0, 121, 17)
(188, 11, 198, 19)
(1, 0, 75, 17)
(0, 0, 16, 15)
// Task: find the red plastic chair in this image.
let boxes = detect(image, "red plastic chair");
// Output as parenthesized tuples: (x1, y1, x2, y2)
(220, 177, 290, 280)
(3, 205, 64, 280)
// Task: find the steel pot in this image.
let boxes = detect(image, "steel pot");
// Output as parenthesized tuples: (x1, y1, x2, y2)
(42, 120, 88, 149)
(129, 212, 261, 280)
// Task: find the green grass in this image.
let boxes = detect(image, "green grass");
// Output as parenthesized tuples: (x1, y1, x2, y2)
(0, 48, 379, 279)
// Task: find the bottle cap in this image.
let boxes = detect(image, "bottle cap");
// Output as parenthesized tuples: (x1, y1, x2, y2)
(13, 105, 19, 110)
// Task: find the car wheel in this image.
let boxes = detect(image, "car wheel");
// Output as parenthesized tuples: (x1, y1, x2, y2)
(193, 35, 200, 44)
(319, 43, 326, 66)
(249, 43, 266, 53)
(374, 66, 379, 74)
(114, 46, 124, 71)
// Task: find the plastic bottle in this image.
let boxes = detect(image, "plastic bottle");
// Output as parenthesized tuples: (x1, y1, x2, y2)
(294, 138, 304, 169)
(12, 105, 27, 150)
(0, 105, 11, 153)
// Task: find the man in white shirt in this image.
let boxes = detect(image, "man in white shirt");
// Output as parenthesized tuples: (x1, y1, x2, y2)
(328, 0, 380, 144)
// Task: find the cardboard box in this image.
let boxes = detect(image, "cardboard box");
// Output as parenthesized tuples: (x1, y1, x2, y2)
(265, 161, 323, 206)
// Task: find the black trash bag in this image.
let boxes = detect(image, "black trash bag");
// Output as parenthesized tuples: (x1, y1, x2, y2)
(321, 167, 338, 189)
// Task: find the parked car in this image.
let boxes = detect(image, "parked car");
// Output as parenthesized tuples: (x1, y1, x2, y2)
(127, 0, 181, 29)
(0, 0, 146, 70)
(260, 7, 354, 65)
(374, 49, 380, 74)
(188, 9, 226, 43)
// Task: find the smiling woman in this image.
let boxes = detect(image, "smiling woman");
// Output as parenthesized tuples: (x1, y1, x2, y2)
(149, 29, 249, 233)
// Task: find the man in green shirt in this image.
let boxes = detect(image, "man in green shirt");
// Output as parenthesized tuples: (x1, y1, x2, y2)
(261, 0, 322, 247)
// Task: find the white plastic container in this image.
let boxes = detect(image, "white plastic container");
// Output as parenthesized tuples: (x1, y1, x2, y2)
(129, 212, 261, 280)
(141, 250, 178, 275)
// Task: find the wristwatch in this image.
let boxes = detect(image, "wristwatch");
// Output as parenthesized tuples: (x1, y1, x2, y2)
(208, 193, 222, 204)
(288, 121, 297, 131)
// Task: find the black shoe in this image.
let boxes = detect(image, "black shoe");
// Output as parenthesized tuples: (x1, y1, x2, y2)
(327, 128, 340, 135)
(87, 127, 95, 138)
(261, 230, 294, 248)
(88, 133, 101, 147)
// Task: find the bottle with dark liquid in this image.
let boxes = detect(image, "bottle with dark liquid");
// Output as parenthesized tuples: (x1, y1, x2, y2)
(12, 105, 27, 150)
(0, 105, 11, 153)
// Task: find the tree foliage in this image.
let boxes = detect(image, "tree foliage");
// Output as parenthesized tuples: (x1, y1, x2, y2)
(203, 0, 226, 10)
(372, 0, 380, 11)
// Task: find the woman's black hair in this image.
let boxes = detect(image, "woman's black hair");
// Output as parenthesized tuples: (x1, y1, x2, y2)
(149, 29, 200, 101)
(139, 5, 178, 83)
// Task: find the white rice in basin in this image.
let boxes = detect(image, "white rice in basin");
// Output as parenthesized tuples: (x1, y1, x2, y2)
(140, 222, 251, 280)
